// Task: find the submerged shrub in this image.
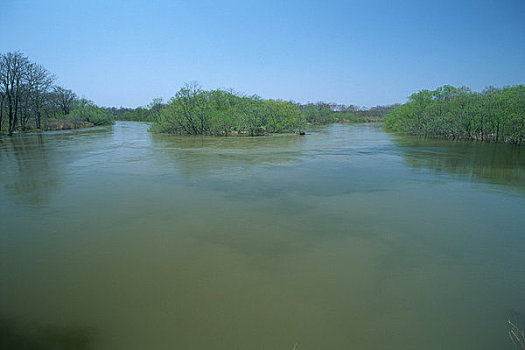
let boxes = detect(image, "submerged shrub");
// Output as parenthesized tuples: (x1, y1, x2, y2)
(384, 85, 525, 145)
(151, 82, 303, 136)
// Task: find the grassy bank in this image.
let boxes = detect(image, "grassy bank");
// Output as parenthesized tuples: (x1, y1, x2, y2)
(1, 102, 114, 135)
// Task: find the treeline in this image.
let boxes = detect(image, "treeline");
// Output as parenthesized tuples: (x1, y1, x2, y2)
(105, 98, 165, 122)
(384, 85, 525, 145)
(296, 102, 398, 124)
(0, 51, 113, 135)
(150, 82, 303, 136)
(114, 84, 397, 130)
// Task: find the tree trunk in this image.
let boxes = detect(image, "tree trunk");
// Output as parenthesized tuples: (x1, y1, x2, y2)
(20, 99, 29, 131)
(7, 97, 14, 136)
(11, 96, 19, 136)
(36, 110, 41, 129)
(0, 97, 3, 133)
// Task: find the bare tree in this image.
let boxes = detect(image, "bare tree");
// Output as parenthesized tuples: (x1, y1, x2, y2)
(26, 63, 55, 129)
(0, 89, 4, 131)
(53, 86, 77, 115)
(0, 51, 30, 135)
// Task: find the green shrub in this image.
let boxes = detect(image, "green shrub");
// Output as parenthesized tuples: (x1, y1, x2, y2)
(68, 101, 114, 126)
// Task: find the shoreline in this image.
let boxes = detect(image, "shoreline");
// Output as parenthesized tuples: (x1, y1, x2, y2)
(1, 119, 114, 136)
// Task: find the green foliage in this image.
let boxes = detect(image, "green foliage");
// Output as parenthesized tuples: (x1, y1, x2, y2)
(67, 100, 114, 125)
(114, 98, 165, 122)
(299, 102, 395, 125)
(262, 99, 302, 133)
(384, 85, 525, 145)
(151, 83, 303, 136)
(301, 104, 334, 124)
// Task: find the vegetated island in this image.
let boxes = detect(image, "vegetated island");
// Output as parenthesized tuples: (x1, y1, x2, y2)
(384, 85, 525, 145)
(108, 83, 396, 136)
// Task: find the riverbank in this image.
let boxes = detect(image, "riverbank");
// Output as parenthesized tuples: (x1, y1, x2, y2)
(0, 119, 106, 135)
(29, 119, 96, 132)
(1, 106, 115, 135)
(332, 116, 382, 123)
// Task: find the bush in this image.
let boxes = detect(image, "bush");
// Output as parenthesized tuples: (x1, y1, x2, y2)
(68, 101, 114, 126)
(383, 85, 525, 145)
(151, 83, 303, 136)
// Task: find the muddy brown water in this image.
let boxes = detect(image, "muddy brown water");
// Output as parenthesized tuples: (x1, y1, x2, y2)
(1, 121, 524, 349)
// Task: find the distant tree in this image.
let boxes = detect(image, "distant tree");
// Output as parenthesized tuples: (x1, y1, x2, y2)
(67, 99, 114, 125)
(147, 97, 164, 122)
(53, 86, 77, 115)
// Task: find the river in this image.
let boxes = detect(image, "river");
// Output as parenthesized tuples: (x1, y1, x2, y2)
(1, 121, 524, 349)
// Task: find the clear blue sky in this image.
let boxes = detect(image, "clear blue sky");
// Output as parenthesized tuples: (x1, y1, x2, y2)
(1, 0, 524, 108)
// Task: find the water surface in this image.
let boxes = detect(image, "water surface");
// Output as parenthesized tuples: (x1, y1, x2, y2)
(1, 122, 524, 349)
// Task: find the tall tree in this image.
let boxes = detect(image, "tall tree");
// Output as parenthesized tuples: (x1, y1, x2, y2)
(0, 89, 4, 131)
(26, 63, 54, 129)
(0, 51, 30, 135)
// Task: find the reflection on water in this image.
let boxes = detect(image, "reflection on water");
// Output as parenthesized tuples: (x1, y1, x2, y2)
(0, 315, 95, 350)
(150, 132, 308, 178)
(0, 127, 112, 206)
(1, 122, 524, 350)
(0, 135, 59, 206)
(392, 134, 525, 189)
